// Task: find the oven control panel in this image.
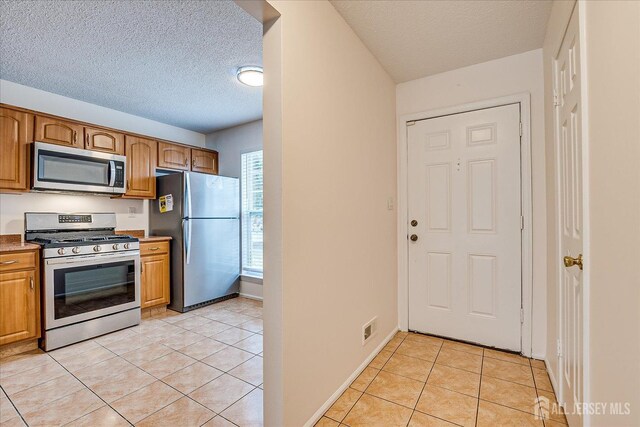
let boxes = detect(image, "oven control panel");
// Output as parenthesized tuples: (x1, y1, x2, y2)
(43, 241, 140, 259)
(58, 215, 92, 224)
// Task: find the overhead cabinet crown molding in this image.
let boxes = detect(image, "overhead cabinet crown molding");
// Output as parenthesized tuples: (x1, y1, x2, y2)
(0, 103, 219, 199)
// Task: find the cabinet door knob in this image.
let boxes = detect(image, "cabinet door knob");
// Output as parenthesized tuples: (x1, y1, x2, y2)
(0, 260, 17, 265)
(30, 277, 34, 290)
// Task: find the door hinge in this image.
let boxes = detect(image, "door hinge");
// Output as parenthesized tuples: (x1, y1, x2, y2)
(553, 89, 560, 107)
(520, 308, 524, 324)
(407, 121, 416, 127)
(519, 122, 523, 137)
(521, 215, 525, 230)
(557, 339, 562, 357)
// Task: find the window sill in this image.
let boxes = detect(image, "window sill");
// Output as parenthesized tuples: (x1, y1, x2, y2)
(241, 273, 263, 285)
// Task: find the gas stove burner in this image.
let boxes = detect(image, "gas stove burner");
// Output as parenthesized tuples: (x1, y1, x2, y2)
(57, 238, 85, 243)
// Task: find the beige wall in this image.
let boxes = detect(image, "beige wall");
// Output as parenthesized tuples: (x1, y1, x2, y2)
(206, 119, 263, 178)
(262, 1, 398, 425)
(542, 0, 575, 391)
(582, 1, 640, 425)
(396, 49, 547, 357)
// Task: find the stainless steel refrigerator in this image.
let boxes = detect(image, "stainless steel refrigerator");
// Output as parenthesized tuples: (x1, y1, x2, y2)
(149, 172, 240, 312)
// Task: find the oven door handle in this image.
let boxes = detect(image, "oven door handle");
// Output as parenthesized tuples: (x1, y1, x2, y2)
(109, 160, 116, 187)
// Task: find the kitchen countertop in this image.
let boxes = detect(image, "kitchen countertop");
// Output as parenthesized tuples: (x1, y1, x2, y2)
(116, 230, 171, 243)
(0, 235, 40, 253)
(139, 236, 172, 243)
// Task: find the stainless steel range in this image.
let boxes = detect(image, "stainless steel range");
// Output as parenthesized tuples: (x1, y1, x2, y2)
(25, 212, 141, 351)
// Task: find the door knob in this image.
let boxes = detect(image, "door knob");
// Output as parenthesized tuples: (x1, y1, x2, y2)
(563, 254, 583, 270)
(410, 234, 418, 242)
(410, 220, 418, 227)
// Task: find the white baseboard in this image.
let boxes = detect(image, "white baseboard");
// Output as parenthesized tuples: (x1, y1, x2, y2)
(303, 326, 399, 427)
(545, 357, 560, 397)
(532, 352, 546, 361)
(239, 280, 263, 300)
(239, 293, 263, 301)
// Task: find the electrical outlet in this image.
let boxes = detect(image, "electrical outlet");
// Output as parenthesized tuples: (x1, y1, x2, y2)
(387, 197, 394, 210)
(362, 317, 378, 345)
(128, 206, 137, 218)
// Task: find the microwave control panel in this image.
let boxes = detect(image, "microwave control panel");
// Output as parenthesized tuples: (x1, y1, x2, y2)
(114, 163, 125, 188)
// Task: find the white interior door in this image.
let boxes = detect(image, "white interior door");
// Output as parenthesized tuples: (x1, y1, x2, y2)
(555, 7, 583, 426)
(408, 104, 522, 351)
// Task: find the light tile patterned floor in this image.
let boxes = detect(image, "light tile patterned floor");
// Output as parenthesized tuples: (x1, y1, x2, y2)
(318, 331, 568, 427)
(0, 297, 263, 427)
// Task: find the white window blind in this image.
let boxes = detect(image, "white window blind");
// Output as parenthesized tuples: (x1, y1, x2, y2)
(241, 150, 263, 275)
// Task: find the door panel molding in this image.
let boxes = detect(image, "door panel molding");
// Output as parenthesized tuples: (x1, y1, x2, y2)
(397, 93, 534, 357)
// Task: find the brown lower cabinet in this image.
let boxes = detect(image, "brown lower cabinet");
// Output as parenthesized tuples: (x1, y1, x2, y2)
(140, 240, 170, 309)
(0, 249, 40, 346)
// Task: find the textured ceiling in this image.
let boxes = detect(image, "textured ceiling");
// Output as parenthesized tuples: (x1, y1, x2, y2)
(331, 0, 552, 83)
(0, 0, 262, 134)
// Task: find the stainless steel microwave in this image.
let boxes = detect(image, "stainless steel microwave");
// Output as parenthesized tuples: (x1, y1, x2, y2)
(33, 142, 126, 194)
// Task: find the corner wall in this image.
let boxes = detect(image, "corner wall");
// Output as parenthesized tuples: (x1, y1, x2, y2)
(206, 119, 263, 177)
(263, 1, 398, 425)
(396, 49, 547, 358)
(582, 1, 640, 425)
(206, 119, 264, 300)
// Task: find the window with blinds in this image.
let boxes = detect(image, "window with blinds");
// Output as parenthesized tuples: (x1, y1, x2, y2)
(241, 150, 263, 276)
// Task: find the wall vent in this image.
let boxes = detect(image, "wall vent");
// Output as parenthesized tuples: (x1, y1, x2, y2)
(362, 317, 378, 345)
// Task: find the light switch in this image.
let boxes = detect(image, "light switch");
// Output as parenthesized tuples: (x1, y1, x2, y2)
(128, 206, 137, 218)
(387, 197, 394, 210)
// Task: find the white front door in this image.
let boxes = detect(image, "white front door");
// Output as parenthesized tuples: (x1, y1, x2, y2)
(555, 7, 583, 426)
(408, 104, 522, 351)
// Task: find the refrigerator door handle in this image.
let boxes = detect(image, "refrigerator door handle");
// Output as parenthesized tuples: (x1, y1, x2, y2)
(183, 219, 192, 264)
(185, 172, 192, 219)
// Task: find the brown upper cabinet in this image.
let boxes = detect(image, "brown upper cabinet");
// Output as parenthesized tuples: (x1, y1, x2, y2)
(0, 107, 33, 192)
(35, 115, 83, 149)
(158, 141, 190, 171)
(84, 126, 124, 155)
(191, 148, 218, 175)
(124, 136, 157, 199)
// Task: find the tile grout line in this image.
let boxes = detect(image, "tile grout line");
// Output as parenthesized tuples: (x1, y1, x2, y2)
(45, 348, 135, 427)
(405, 334, 445, 427)
(4, 301, 262, 426)
(475, 348, 484, 427)
(1, 385, 30, 427)
(118, 306, 263, 425)
(333, 332, 409, 425)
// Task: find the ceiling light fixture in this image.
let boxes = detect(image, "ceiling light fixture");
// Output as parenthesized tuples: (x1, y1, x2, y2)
(237, 66, 263, 87)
